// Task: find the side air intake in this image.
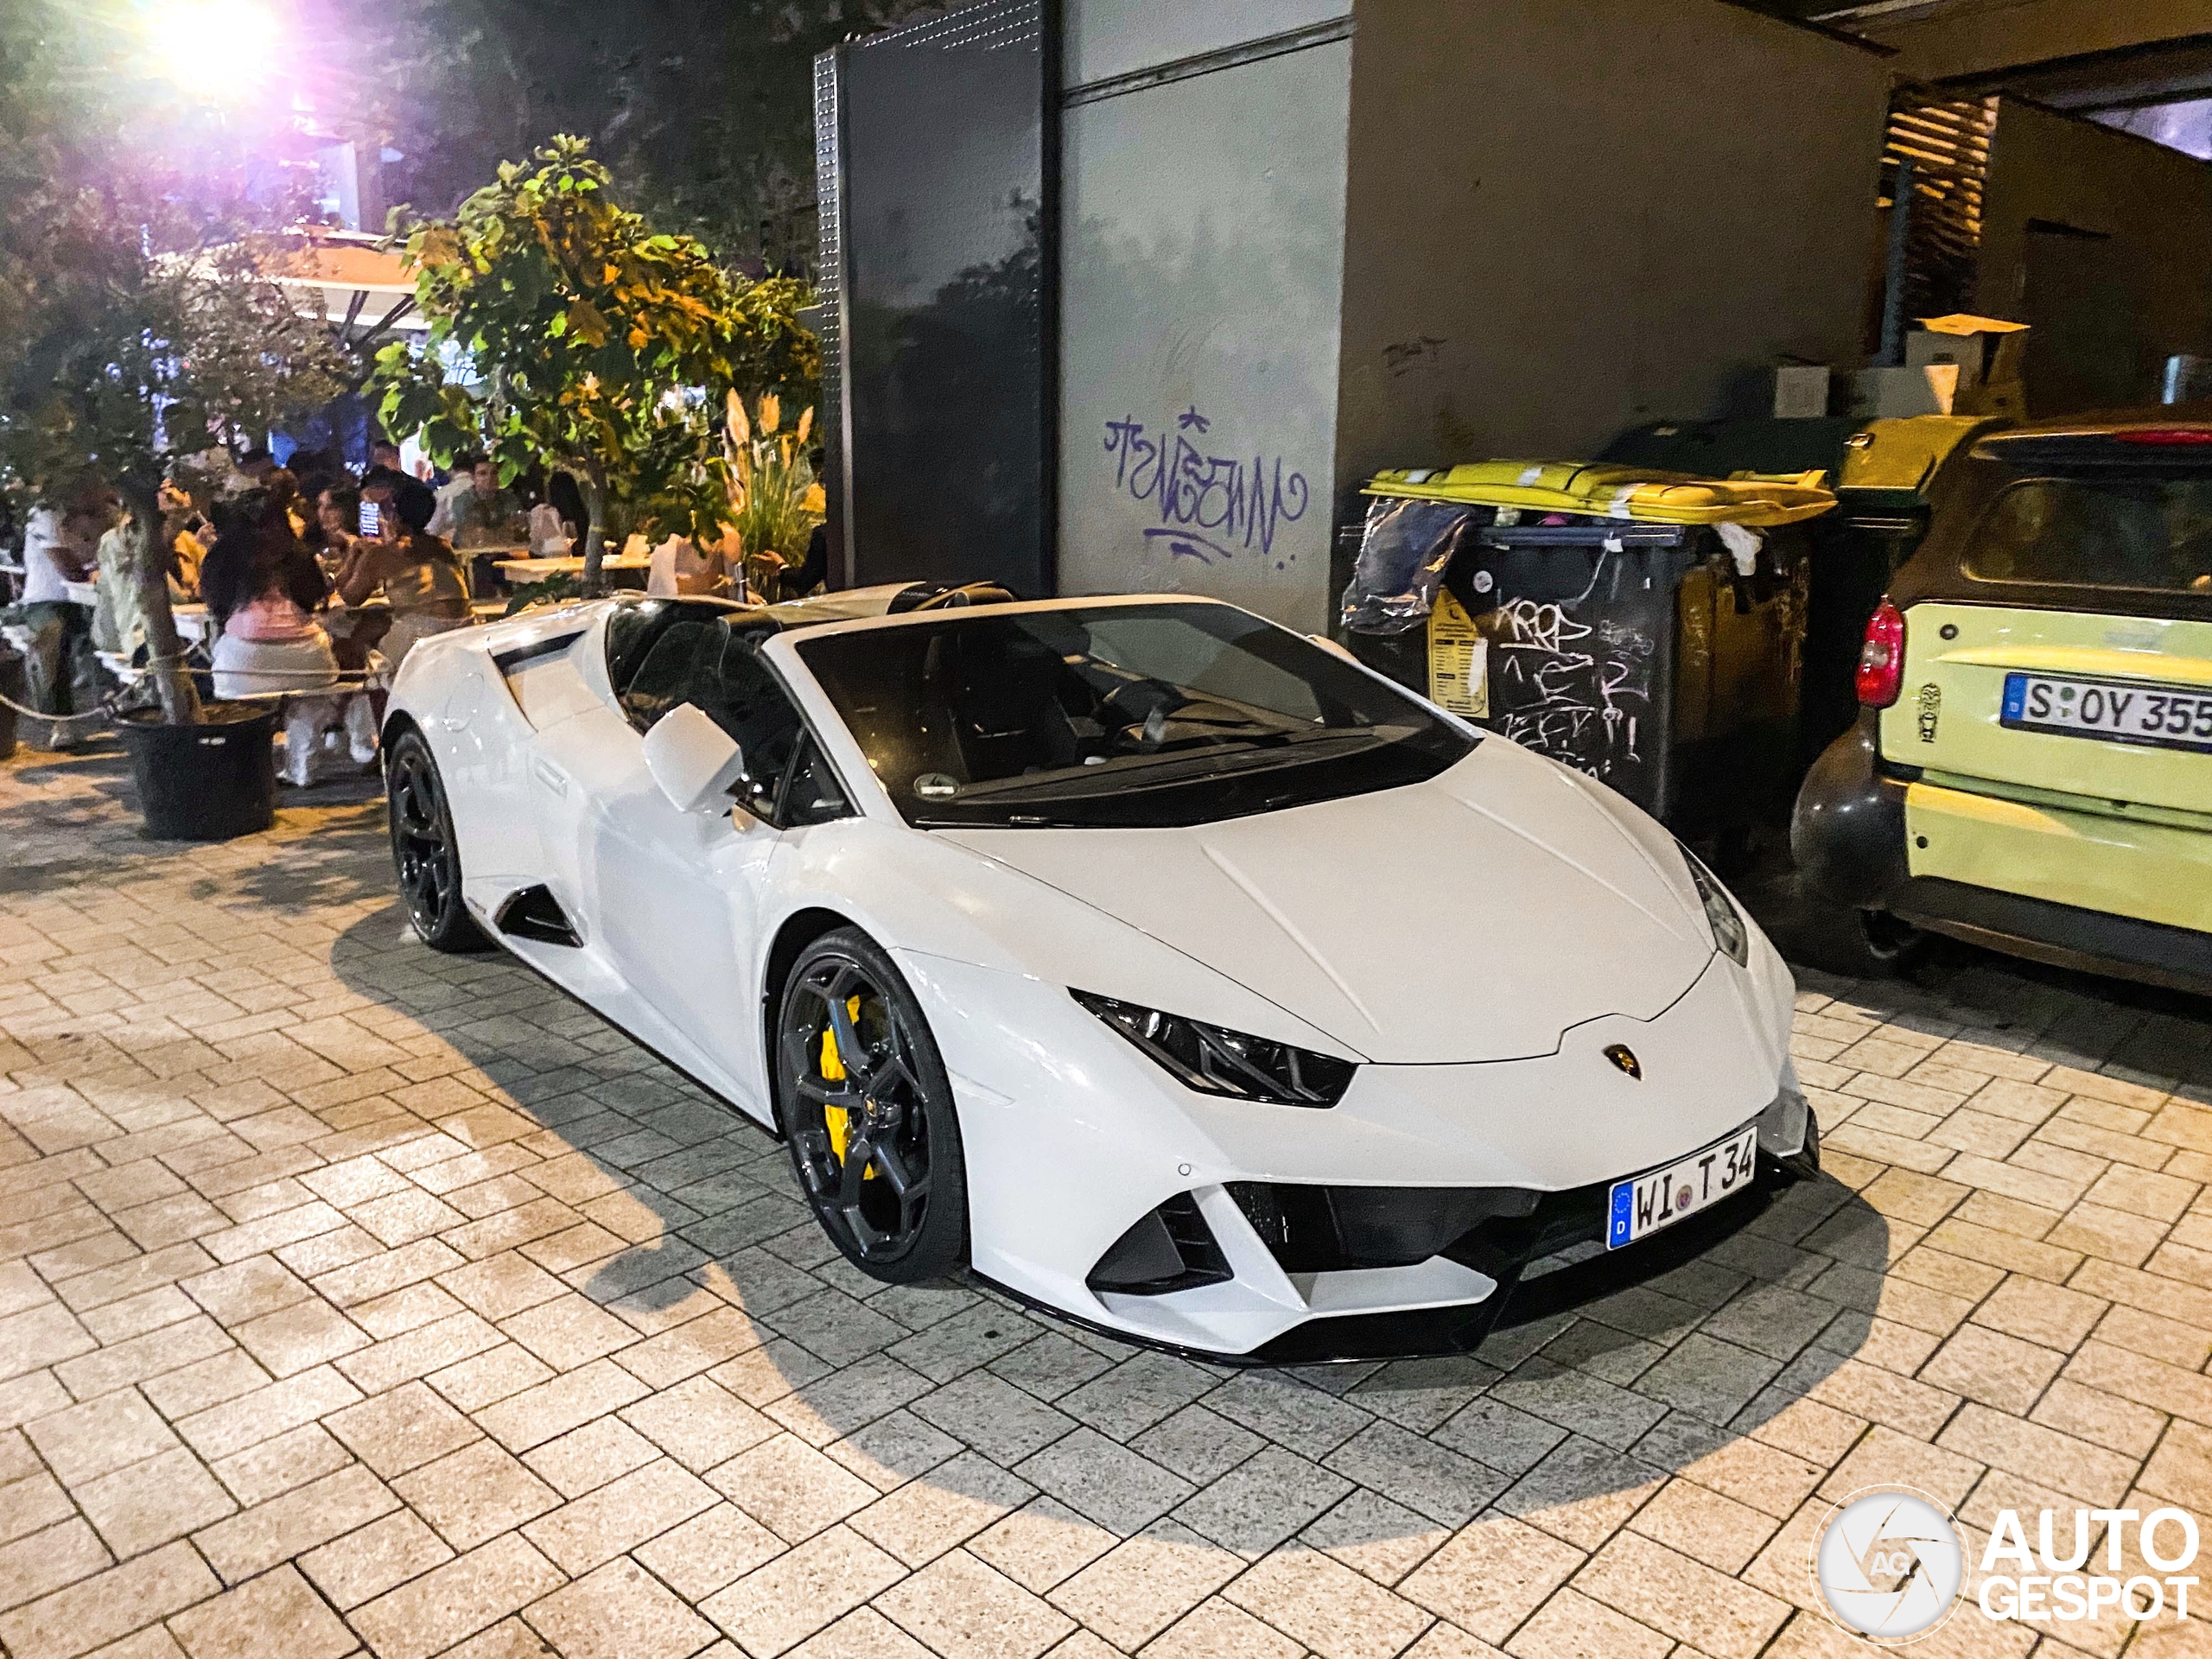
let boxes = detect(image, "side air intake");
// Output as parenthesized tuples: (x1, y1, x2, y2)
(495, 885, 582, 947)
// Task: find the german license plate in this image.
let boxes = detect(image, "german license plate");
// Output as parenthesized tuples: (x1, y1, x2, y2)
(2001, 672, 2212, 755)
(1606, 1126, 1758, 1249)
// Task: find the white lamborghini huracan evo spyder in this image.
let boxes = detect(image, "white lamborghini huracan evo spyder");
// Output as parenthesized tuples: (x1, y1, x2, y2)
(382, 584, 1818, 1363)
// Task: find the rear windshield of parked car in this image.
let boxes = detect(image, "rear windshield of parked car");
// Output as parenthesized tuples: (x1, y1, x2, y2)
(1966, 475, 2212, 595)
(796, 601, 1477, 829)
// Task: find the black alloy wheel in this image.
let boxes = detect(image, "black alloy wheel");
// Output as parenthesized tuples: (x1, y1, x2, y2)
(776, 927, 967, 1281)
(385, 730, 489, 953)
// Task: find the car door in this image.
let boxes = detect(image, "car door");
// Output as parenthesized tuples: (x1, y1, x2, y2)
(532, 603, 845, 1113)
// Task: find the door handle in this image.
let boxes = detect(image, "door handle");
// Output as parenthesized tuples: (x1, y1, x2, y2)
(531, 759, 569, 798)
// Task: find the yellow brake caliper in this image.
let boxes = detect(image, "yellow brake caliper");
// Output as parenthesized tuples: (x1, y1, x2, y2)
(818, 995, 874, 1179)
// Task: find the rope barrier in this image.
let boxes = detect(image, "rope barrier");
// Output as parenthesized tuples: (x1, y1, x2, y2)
(0, 662, 382, 724)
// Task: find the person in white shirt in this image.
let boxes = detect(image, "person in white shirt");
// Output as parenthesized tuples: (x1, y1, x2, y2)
(12, 497, 110, 743)
(424, 453, 483, 538)
(428, 455, 524, 545)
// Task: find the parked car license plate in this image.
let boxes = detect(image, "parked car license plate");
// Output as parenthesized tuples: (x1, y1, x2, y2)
(1606, 1126, 1758, 1249)
(2001, 672, 2212, 754)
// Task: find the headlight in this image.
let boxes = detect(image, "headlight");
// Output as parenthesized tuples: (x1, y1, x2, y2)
(1678, 842, 1750, 966)
(1071, 990, 1355, 1107)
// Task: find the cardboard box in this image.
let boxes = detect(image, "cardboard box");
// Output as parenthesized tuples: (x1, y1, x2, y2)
(1773, 365, 1832, 419)
(1910, 315, 2030, 416)
(1847, 365, 1945, 420)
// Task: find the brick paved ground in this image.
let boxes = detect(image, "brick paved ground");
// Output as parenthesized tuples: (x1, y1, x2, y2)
(1, 737, 2209, 1659)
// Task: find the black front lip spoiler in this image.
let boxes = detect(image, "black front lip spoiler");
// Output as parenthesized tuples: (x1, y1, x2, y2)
(976, 1150, 1812, 1368)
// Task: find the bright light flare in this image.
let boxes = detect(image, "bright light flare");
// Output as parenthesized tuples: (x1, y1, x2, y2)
(142, 0, 280, 97)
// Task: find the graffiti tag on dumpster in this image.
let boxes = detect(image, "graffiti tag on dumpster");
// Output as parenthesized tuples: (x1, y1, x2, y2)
(1489, 597, 1656, 779)
(1101, 406, 1310, 565)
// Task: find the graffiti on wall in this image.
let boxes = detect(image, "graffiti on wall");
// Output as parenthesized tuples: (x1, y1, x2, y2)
(1100, 405, 1310, 567)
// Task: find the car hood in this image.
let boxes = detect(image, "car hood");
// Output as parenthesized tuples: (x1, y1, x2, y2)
(936, 739, 1718, 1064)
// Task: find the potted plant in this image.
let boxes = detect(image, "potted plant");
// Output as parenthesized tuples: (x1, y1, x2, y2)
(724, 392, 826, 601)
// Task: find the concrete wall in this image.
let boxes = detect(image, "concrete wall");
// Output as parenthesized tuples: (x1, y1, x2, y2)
(1332, 0, 1891, 502)
(1861, 0, 2210, 85)
(1058, 10, 1353, 630)
(1974, 97, 2212, 413)
(1065, 0, 1350, 86)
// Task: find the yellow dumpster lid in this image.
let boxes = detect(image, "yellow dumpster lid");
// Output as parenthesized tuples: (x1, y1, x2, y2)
(1364, 461, 1837, 527)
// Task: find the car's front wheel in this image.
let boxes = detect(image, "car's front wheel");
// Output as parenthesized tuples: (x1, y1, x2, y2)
(385, 730, 490, 954)
(775, 927, 969, 1282)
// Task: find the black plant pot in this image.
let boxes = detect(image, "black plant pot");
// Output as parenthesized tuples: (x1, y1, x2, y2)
(116, 702, 278, 840)
(0, 648, 22, 763)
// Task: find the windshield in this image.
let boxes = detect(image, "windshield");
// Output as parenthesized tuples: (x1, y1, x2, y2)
(796, 602, 1477, 829)
(1966, 475, 2212, 594)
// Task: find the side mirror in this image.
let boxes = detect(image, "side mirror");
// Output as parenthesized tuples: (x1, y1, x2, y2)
(642, 703, 747, 813)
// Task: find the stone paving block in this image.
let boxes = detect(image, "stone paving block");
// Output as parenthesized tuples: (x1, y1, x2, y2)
(0, 1300, 99, 1381)
(1398, 1513, 1584, 1646)
(524, 1556, 718, 1659)
(710, 1431, 883, 1543)
(191, 1459, 399, 1585)
(207, 1421, 354, 1510)
(298, 1507, 454, 1610)
(875, 1548, 1072, 1659)
(164, 1564, 354, 1659)
(701, 1524, 906, 1658)
(1574, 1529, 1788, 1659)
(521, 1455, 719, 1573)
(348, 1531, 568, 1659)
(1918, 1323, 2064, 1414)
(15, 761, 2212, 1659)
(521, 1411, 660, 1497)
(0, 1516, 112, 1615)
(634, 1503, 787, 1602)
(174, 1364, 362, 1462)
(621, 1372, 778, 1472)
(475, 1356, 651, 1452)
(1044, 1518, 1242, 1653)
(74, 1444, 237, 1556)
(0, 1539, 219, 1659)
(395, 1438, 563, 1551)
(967, 1496, 1117, 1598)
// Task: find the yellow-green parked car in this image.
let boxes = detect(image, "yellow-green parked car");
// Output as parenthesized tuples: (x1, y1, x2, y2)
(1793, 412, 2212, 990)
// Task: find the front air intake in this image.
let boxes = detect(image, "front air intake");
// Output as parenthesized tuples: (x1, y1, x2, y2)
(1086, 1193, 1231, 1296)
(1228, 1184, 1541, 1274)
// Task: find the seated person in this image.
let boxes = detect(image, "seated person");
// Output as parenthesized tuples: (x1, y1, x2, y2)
(200, 493, 340, 700)
(313, 486, 362, 575)
(429, 456, 525, 546)
(341, 474, 472, 671)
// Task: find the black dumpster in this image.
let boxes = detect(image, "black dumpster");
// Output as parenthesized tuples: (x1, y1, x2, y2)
(1340, 463, 1831, 841)
(1601, 415, 2005, 772)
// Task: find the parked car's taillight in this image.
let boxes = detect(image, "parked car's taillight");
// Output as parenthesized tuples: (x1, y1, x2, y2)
(1856, 601, 1906, 709)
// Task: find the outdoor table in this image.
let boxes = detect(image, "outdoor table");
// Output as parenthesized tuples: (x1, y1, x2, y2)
(496, 554, 653, 585)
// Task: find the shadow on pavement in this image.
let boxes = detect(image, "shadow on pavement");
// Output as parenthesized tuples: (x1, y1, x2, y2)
(327, 898, 1881, 1551)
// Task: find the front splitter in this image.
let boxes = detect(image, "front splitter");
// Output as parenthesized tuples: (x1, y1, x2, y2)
(974, 1155, 1808, 1368)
